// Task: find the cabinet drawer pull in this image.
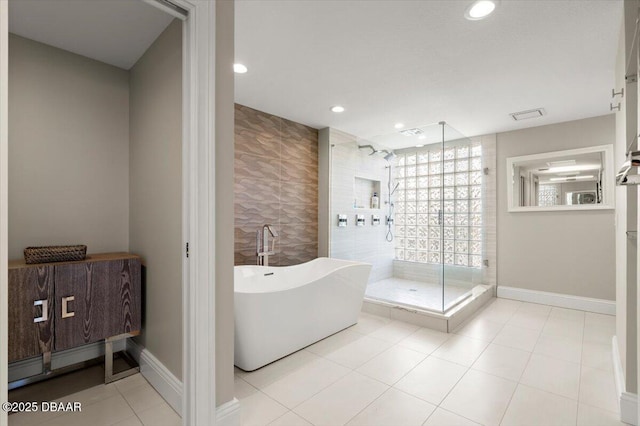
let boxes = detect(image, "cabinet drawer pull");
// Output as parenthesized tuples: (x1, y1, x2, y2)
(33, 299, 48, 323)
(61, 296, 75, 319)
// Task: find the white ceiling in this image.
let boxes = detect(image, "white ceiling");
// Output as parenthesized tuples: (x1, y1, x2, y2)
(235, 0, 623, 148)
(9, 0, 174, 70)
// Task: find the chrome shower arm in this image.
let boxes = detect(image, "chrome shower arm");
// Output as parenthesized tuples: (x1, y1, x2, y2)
(358, 144, 378, 155)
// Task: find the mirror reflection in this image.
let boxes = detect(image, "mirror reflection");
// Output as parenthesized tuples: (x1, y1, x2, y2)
(507, 145, 614, 211)
(513, 151, 603, 207)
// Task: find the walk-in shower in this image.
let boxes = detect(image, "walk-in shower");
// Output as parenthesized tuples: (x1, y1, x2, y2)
(328, 122, 496, 314)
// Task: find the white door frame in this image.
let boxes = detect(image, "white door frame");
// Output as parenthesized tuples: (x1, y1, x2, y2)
(141, 0, 220, 424)
(0, 1, 219, 425)
(0, 1, 9, 425)
(174, 1, 218, 424)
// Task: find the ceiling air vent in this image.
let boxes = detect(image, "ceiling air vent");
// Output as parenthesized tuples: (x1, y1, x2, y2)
(510, 108, 545, 121)
(399, 128, 424, 136)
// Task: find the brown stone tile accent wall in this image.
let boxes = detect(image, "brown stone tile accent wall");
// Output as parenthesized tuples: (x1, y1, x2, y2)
(234, 104, 319, 266)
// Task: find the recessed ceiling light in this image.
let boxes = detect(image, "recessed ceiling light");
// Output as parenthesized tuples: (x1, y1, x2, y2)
(418, 135, 427, 140)
(416, 144, 424, 148)
(234, 63, 248, 74)
(330, 105, 345, 113)
(465, 0, 497, 20)
(394, 123, 405, 129)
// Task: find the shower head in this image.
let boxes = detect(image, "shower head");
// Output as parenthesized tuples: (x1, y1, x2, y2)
(358, 144, 378, 155)
(359, 145, 395, 161)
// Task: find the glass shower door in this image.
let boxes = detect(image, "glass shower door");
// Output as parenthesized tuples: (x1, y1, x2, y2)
(395, 123, 447, 312)
(327, 121, 486, 314)
(441, 123, 484, 311)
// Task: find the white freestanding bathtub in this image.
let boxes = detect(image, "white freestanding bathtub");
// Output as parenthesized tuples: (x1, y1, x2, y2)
(234, 257, 372, 371)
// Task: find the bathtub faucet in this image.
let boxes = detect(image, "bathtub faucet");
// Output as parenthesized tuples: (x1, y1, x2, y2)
(257, 224, 278, 266)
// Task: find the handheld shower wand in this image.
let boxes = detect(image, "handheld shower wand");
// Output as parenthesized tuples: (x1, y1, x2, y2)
(391, 182, 400, 195)
(386, 163, 396, 242)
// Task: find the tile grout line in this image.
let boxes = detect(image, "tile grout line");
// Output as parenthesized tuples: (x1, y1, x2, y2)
(433, 302, 521, 422)
(265, 353, 356, 418)
(357, 324, 509, 426)
(425, 302, 508, 412)
(284, 319, 451, 425)
(265, 409, 292, 426)
(340, 385, 394, 426)
(249, 303, 601, 426)
(422, 406, 481, 426)
(116, 375, 175, 424)
(495, 303, 553, 426)
(292, 340, 402, 418)
(114, 378, 151, 426)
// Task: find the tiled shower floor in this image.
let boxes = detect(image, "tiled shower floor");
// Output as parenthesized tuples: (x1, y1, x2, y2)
(365, 277, 472, 311)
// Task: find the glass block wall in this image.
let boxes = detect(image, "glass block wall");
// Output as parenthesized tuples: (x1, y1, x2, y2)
(538, 184, 560, 207)
(394, 143, 483, 268)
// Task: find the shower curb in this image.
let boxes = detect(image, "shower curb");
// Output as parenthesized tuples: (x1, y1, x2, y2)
(361, 284, 495, 333)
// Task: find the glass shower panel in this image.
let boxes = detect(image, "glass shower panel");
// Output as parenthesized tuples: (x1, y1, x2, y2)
(328, 121, 485, 314)
(366, 123, 447, 312)
(441, 123, 483, 311)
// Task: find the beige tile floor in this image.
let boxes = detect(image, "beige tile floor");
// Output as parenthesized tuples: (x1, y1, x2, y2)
(235, 298, 625, 426)
(8, 371, 180, 426)
(5, 298, 624, 426)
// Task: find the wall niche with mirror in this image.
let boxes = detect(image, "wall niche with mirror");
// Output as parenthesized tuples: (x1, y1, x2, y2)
(506, 145, 614, 212)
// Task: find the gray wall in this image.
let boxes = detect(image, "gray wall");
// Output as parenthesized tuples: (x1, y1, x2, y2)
(215, 0, 236, 407)
(497, 115, 616, 300)
(8, 34, 130, 259)
(129, 20, 183, 380)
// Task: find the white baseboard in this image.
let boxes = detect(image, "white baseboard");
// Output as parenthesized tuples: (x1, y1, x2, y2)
(497, 286, 615, 315)
(216, 398, 240, 426)
(127, 339, 240, 425)
(612, 336, 638, 426)
(612, 336, 624, 404)
(126, 339, 183, 416)
(8, 340, 125, 382)
(621, 393, 638, 426)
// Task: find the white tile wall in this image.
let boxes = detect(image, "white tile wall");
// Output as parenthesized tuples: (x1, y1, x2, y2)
(329, 131, 497, 289)
(330, 131, 395, 283)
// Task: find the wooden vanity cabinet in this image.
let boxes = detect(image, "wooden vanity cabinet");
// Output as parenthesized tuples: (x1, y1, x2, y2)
(8, 265, 54, 363)
(8, 253, 141, 363)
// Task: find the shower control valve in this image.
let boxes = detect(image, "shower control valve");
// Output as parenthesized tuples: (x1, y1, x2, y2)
(337, 214, 348, 227)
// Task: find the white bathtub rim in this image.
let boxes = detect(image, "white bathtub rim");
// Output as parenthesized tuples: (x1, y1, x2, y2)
(234, 257, 372, 294)
(234, 257, 372, 371)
